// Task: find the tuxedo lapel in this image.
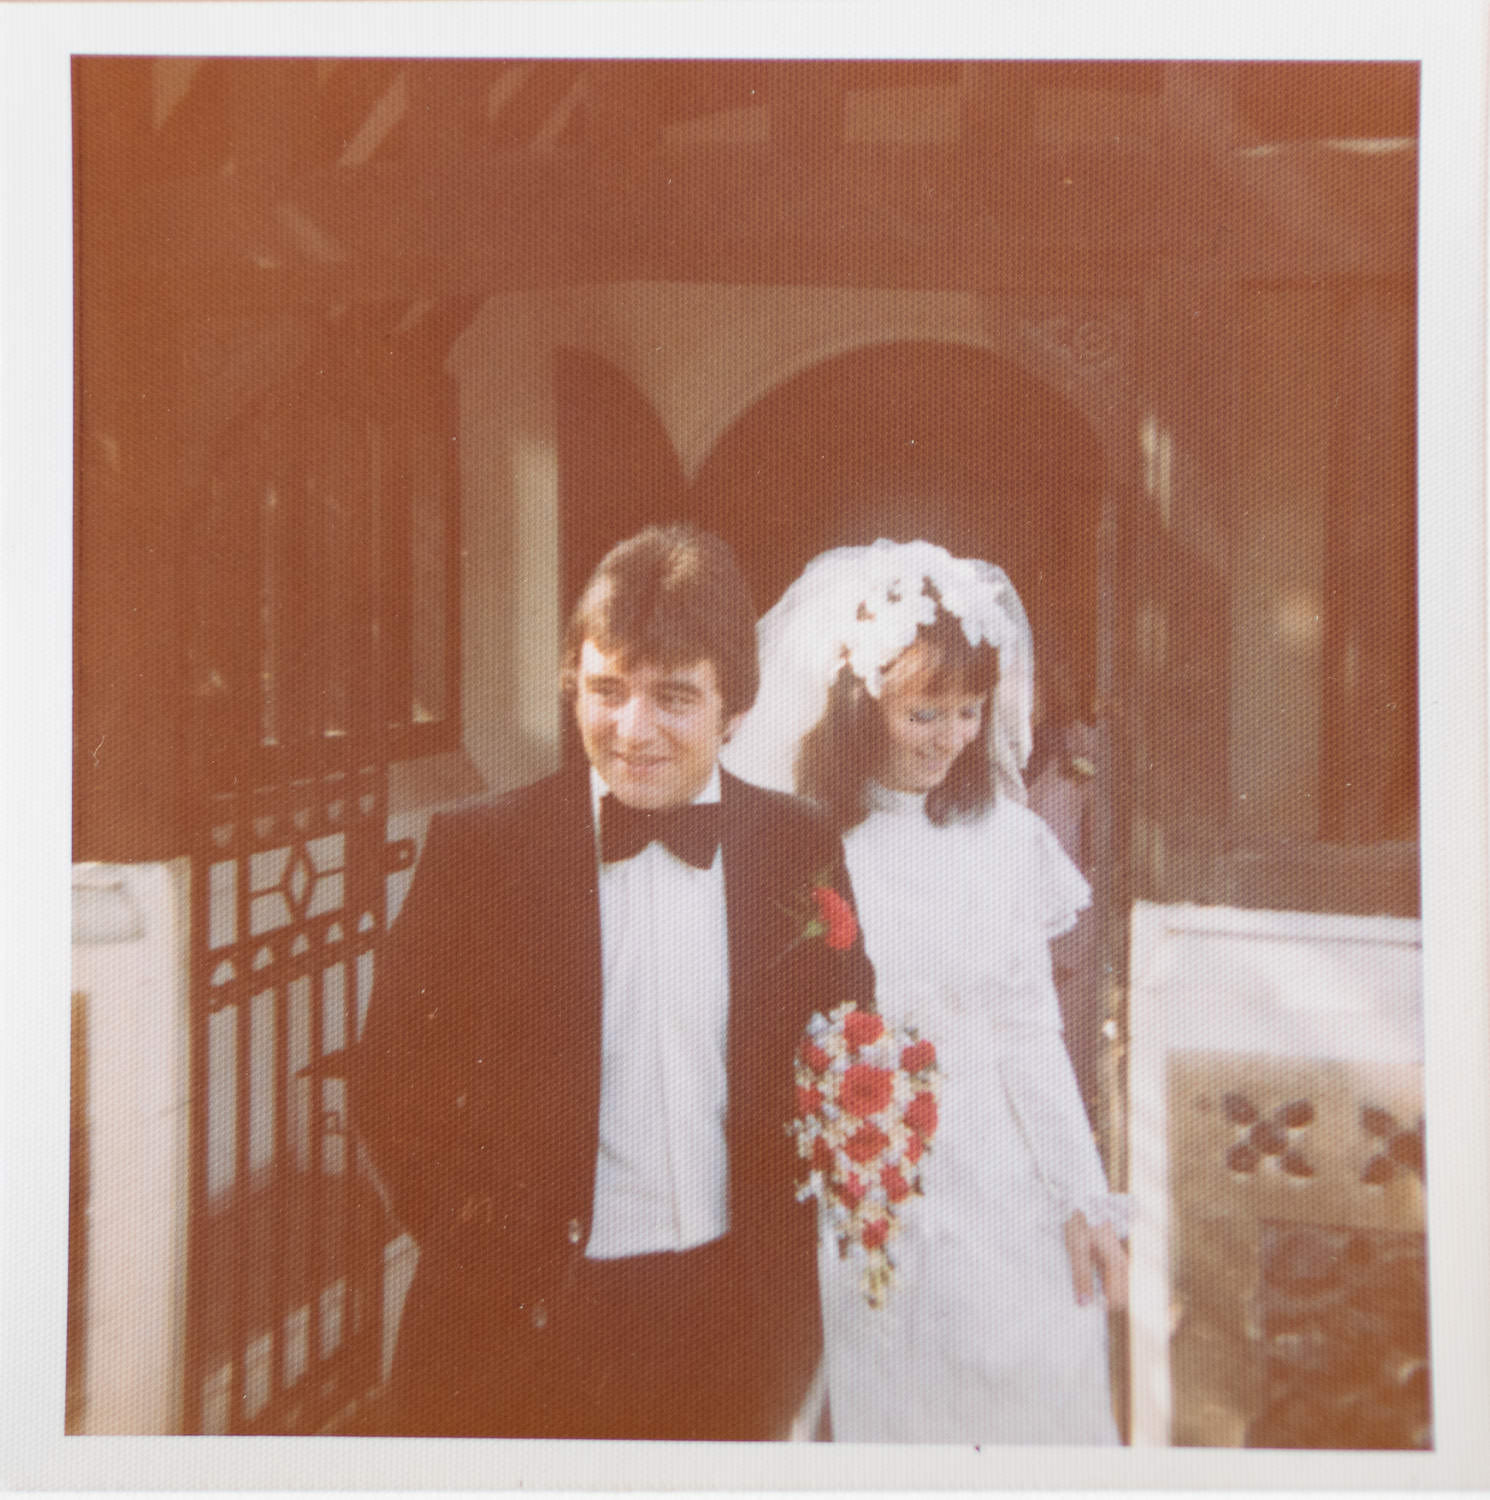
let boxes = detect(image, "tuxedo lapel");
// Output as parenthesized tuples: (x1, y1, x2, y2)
(720, 772, 776, 1034)
(720, 772, 802, 1200)
(519, 764, 605, 1168)
(524, 763, 603, 980)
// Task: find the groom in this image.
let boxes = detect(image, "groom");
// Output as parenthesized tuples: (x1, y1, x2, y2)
(350, 524, 874, 1439)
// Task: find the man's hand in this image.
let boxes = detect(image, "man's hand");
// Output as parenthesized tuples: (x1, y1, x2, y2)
(1063, 1210, 1128, 1312)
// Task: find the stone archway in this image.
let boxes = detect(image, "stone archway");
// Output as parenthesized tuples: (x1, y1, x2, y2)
(689, 338, 1109, 717)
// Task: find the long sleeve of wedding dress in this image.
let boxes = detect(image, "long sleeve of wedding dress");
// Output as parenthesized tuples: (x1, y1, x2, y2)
(998, 1026, 1127, 1239)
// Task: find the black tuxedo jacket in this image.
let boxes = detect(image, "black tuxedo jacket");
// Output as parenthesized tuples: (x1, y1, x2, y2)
(349, 762, 874, 1435)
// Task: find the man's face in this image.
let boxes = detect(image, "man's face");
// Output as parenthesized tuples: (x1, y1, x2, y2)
(575, 639, 742, 810)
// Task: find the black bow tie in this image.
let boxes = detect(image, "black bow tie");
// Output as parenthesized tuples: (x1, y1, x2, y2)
(599, 796, 722, 869)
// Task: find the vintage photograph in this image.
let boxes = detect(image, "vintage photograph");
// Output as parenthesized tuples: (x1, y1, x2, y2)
(24, 12, 1480, 1486)
(67, 49, 1427, 1446)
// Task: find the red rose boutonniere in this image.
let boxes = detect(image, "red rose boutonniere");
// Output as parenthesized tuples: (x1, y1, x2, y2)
(777, 869, 859, 956)
(810, 884, 859, 950)
(788, 1002, 942, 1308)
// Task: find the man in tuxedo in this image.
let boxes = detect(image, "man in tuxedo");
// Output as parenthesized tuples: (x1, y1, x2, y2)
(350, 524, 874, 1439)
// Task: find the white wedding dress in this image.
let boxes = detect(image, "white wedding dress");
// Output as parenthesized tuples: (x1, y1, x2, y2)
(816, 785, 1122, 1445)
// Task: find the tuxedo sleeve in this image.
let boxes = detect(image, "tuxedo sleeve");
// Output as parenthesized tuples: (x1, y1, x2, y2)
(348, 810, 500, 1244)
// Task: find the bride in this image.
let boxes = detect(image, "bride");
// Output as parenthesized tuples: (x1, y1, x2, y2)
(724, 539, 1127, 1445)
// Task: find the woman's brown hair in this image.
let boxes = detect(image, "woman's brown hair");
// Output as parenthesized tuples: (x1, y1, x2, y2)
(797, 603, 999, 831)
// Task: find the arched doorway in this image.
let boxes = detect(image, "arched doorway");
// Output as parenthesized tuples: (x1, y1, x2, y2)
(689, 340, 1107, 719)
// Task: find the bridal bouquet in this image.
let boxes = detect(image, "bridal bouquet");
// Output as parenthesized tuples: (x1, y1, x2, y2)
(790, 1003, 942, 1308)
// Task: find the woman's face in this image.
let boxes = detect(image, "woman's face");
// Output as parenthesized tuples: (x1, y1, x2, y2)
(877, 653, 987, 794)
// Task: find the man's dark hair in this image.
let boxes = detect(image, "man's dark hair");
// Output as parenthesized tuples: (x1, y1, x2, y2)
(561, 524, 760, 717)
(797, 602, 999, 831)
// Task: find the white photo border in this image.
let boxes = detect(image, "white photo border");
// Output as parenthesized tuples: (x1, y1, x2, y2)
(3, 0, 1485, 1489)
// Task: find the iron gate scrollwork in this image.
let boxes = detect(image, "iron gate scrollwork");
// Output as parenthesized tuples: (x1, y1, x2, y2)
(186, 767, 414, 1434)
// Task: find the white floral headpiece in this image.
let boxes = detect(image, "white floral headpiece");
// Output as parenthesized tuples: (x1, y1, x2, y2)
(838, 540, 1022, 699)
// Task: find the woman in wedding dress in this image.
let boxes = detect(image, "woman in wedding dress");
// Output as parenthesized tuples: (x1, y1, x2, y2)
(724, 540, 1127, 1445)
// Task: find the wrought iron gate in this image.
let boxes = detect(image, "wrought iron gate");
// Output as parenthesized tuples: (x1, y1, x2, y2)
(185, 765, 411, 1433)
(181, 335, 444, 1432)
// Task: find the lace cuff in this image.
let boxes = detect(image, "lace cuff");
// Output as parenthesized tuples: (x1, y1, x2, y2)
(1048, 1184, 1129, 1240)
(1074, 1191, 1129, 1241)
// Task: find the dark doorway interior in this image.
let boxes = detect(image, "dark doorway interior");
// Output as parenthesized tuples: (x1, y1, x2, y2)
(555, 348, 690, 618)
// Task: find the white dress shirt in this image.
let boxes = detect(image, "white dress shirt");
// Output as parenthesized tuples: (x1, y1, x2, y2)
(584, 766, 732, 1259)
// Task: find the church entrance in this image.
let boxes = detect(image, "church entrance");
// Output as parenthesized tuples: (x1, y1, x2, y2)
(556, 337, 1121, 1157)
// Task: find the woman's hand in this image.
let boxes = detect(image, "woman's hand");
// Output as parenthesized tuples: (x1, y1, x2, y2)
(1063, 1210, 1128, 1312)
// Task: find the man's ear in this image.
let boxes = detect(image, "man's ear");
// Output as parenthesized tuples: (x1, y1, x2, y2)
(721, 712, 746, 746)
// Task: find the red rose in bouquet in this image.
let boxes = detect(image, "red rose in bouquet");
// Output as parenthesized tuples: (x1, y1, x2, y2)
(797, 1084, 825, 1117)
(861, 1219, 890, 1251)
(900, 1039, 937, 1075)
(839, 1063, 894, 1117)
(881, 1165, 912, 1203)
(844, 1122, 891, 1164)
(844, 1009, 885, 1048)
(799, 1040, 831, 1075)
(905, 1092, 939, 1138)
